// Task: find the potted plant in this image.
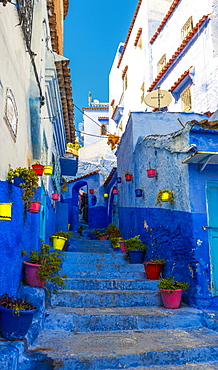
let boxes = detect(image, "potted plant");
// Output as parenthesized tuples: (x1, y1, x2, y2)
(117, 177, 122, 183)
(89, 189, 94, 194)
(51, 231, 72, 250)
(60, 178, 68, 193)
(112, 188, 118, 195)
(0, 202, 12, 221)
(106, 223, 120, 238)
(52, 193, 60, 201)
(118, 240, 127, 253)
(23, 242, 67, 291)
(156, 190, 174, 207)
(43, 165, 53, 175)
(125, 235, 146, 263)
(0, 293, 37, 340)
(28, 201, 41, 213)
(142, 259, 166, 280)
(125, 171, 132, 181)
(104, 193, 109, 198)
(110, 236, 122, 250)
(147, 162, 157, 178)
(135, 188, 143, 197)
(7, 167, 39, 209)
(32, 162, 44, 176)
(158, 277, 189, 309)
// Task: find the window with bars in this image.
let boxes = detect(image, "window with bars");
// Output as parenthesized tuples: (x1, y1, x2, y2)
(180, 85, 192, 111)
(181, 17, 193, 40)
(157, 54, 166, 74)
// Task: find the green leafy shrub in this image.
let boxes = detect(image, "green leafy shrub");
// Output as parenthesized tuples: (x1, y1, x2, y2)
(158, 277, 189, 293)
(125, 235, 146, 251)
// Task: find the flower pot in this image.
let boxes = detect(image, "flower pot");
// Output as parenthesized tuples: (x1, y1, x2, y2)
(142, 262, 163, 280)
(32, 164, 44, 176)
(43, 165, 53, 175)
(104, 193, 109, 198)
(89, 189, 94, 194)
(52, 235, 67, 250)
(108, 230, 120, 238)
(161, 192, 170, 201)
(125, 174, 132, 181)
(98, 236, 107, 240)
(23, 261, 45, 288)
(147, 169, 156, 178)
(28, 201, 41, 213)
(112, 189, 118, 195)
(14, 176, 25, 187)
(0, 202, 12, 222)
(117, 177, 122, 183)
(118, 240, 127, 253)
(90, 233, 97, 240)
(52, 193, 60, 201)
(0, 305, 37, 340)
(159, 289, 183, 309)
(129, 250, 145, 264)
(135, 189, 143, 197)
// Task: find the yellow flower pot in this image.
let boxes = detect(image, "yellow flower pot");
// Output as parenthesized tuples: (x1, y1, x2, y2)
(161, 192, 170, 201)
(52, 236, 67, 250)
(43, 165, 53, 175)
(104, 193, 109, 198)
(0, 203, 12, 222)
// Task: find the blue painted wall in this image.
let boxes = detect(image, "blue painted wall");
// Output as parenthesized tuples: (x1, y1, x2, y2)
(116, 112, 218, 309)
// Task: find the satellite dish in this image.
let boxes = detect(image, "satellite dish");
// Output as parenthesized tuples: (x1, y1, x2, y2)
(144, 88, 173, 109)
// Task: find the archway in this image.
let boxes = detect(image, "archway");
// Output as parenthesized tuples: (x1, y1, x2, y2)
(71, 180, 88, 232)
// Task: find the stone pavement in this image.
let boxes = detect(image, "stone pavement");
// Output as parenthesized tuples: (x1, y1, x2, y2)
(2, 235, 218, 369)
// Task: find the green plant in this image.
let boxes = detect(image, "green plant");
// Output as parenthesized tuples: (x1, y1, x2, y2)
(149, 259, 166, 264)
(125, 235, 146, 251)
(7, 167, 39, 208)
(155, 190, 174, 207)
(23, 242, 67, 292)
(157, 277, 189, 293)
(91, 228, 108, 238)
(106, 223, 120, 234)
(52, 231, 72, 240)
(0, 294, 36, 316)
(67, 142, 82, 151)
(110, 236, 122, 248)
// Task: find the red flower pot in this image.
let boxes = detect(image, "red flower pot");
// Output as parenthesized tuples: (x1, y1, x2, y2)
(89, 189, 94, 194)
(142, 262, 163, 280)
(118, 240, 127, 253)
(159, 289, 183, 309)
(125, 174, 132, 181)
(52, 193, 60, 200)
(32, 164, 44, 176)
(112, 189, 118, 195)
(147, 169, 156, 178)
(28, 201, 41, 213)
(23, 261, 45, 288)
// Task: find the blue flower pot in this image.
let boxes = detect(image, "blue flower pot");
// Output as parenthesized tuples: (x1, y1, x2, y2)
(135, 189, 143, 197)
(0, 306, 37, 340)
(90, 233, 97, 240)
(14, 177, 25, 187)
(129, 250, 145, 264)
(117, 177, 122, 183)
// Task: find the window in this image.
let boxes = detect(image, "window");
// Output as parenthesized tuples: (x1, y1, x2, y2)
(100, 124, 107, 136)
(157, 54, 166, 74)
(181, 17, 193, 40)
(181, 85, 192, 111)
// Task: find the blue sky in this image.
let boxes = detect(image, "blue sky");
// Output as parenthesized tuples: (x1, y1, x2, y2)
(64, 0, 139, 128)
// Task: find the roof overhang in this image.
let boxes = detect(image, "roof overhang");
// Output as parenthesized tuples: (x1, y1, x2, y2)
(182, 151, 218, 172)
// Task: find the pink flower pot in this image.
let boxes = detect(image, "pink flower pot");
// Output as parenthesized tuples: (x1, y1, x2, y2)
(118, 240, 127, 253)
(98, 236, 107, 240)
(23, 261, 45, 288)
(28, 201, 41, 213)
(147, 169, 156, 178)
(159, 289, 183, 309)
(52, 193, 60, 200)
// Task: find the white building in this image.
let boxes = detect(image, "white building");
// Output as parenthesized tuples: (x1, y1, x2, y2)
(109, 0, 218, 135)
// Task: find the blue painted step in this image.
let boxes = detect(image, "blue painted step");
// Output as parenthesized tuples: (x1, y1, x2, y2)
(64, 278, 157, 291)
(63, 251, 129, 264)
(104, 363, 218, 370)
(62, 262, 144, 274)
(29, 327, 218, 369)
(62, 269, 145, 279)
(44, 306, 202, 333)
(50, 289, 162, 308)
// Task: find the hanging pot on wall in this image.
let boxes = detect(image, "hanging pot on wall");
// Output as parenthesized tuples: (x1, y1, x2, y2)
(0, 203, 12, 221)
(112, 188, 118, 195)
(32, 164, 44, 176)
(135, 189, 143, 197)
(52, 193, 60, 201)
(125, 174, 132, 181)
(43, 165, 53, 175)
(117, 177, 122, 183)
(104, 193, 109, 198)
(147, 169, 156, 178)
(89, 189, 94, 194)
(28, 201, 41, 213)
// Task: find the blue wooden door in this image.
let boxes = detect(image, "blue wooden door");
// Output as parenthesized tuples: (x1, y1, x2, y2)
(206, 181, 218, 295)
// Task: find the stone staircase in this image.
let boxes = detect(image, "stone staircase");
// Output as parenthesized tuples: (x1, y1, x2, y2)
(19, 237, 218, 368)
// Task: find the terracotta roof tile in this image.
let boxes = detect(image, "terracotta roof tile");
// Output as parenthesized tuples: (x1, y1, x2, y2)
(134, 28, 142, 46)
(169, 67, 193, 92)
(148, 15, 209, 92)
(117, 0, 143, 68)
(67, 170, 100, 183)
(104, 167, 117, 186)
(150, 0, 181, 44)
